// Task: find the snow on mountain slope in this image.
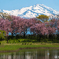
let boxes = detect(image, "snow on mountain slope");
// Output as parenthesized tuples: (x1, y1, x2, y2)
(0, 4, 59, 18)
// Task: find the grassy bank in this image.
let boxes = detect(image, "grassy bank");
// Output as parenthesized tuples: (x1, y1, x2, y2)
(0, 39, 59, 52)
(0, 41, 59, 52)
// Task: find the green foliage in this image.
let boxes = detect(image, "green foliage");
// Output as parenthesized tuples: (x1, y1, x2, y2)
(36, 14, 49, 22)
(1, 40, 7, 45)
(0, 12, 9, 19)
(8, 38, 37, 43)
(6, 35, 59, 43)
(0, 30, 6, 40)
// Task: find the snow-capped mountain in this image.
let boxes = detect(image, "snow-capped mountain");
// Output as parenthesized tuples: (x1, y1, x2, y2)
(0, 4, 59, 18)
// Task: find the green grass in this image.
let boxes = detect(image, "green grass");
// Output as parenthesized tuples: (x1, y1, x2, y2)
(0, 44, 59, 51)
(0, 40, 59, 52)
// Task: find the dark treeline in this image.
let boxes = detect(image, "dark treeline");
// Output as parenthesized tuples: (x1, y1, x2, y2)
(0, 15, 59, 43)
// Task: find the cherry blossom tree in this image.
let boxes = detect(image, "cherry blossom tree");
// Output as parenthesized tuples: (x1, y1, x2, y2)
(0, 15, 58, 42)
(0, 18, 11, 43)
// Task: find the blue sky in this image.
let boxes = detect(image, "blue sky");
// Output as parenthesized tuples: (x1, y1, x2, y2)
(0, 0, 59, 11)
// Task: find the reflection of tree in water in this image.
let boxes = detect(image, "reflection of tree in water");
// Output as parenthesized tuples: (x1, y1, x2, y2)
(0, 50, 59, 59)
(36, 50, 45, 59)
(45, 50, 49, 59)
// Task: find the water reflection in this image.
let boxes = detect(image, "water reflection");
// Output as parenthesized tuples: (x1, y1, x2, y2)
(0, 50, 59, 59)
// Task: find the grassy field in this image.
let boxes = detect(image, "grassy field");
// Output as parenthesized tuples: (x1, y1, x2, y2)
(0, 40, 59, 52)
(0, 39, 59, 52)
(0, 44, 59, 51)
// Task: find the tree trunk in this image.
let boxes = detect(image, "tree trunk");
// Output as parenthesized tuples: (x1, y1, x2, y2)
(7, 36, 8, 43)
(12, 33, 13, 36)
(47, 34, 49, 39)
(23, 32, 25, 38)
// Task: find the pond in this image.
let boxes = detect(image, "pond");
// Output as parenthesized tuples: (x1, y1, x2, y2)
(0, 49, 59, 59)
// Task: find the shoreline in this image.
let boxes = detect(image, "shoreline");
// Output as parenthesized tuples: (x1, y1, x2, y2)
(0, 43, 59, 53)
(0, 47, 59, 53)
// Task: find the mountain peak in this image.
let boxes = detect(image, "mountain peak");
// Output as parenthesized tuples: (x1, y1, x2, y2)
(0, 4, 59, 18)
